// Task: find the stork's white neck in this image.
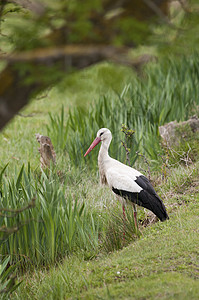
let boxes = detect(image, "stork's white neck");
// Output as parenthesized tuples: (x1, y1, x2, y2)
(98, 136, 111, 162)
(97, 137, 112, 185)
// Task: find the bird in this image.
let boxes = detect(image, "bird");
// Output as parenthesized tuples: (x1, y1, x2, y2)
(84, 128, 169, 222)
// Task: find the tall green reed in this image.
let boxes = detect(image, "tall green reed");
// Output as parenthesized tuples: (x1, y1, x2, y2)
(2, 53, 198, 268)
(0, 165, 101, 266)
(47, 53, 199, 171)
(0, 256, 22, 298)
(0, 164, 138, 267)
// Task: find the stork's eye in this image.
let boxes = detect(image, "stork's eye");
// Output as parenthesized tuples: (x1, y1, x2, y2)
(100, 132, 104, 136)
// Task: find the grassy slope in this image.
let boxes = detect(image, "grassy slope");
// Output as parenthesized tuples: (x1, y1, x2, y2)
(12, 162, 199, 299)
(15, 181, 199, 299)
(1, 58, 199, 299)
(1, 3, 199, 297)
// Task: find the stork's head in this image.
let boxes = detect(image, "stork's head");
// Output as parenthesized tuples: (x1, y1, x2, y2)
(97, 128, 112, 141)
(84, 128, 112, 157)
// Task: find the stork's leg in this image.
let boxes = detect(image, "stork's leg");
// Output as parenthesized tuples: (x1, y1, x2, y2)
(122, 204, 126, 219)
(132, 204, 138, 231)
(122, 204, 126, 239)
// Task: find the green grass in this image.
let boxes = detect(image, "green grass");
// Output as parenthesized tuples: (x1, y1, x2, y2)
(1, 2, 199, 298)
(1, 52, 199, 299)
(0, 256, 22, 298)
(1, 53, 199, 173)
(0, 61, 135, 171)
(0, 163, 139, 267)
(13, 183, 199, 299)
(45, 52, 199, 172)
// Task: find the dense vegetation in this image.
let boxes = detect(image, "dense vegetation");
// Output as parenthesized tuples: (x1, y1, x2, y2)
(47, 53, 199, 170)
(14, 183, 199, 299)
(1, 1, 199, 298)
(0, 50, 199, 298)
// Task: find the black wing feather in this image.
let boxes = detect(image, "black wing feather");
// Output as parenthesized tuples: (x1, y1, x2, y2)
(135, 175, 156, 195)
(112, 175, 169, 221)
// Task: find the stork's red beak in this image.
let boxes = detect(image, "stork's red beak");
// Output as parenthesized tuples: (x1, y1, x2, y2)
(84, 137, 101, 157)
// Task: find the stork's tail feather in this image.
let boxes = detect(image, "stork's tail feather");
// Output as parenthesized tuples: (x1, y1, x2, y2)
(138, 190, 169, 222)
(149, 196, 169, 221)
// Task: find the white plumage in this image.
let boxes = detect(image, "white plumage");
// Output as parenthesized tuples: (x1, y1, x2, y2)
(84, 128, 169, 221)
(106, 166, 142, 194)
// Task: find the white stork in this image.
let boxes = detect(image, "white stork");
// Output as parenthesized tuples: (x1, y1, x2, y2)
(84, 128, 169, 222)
